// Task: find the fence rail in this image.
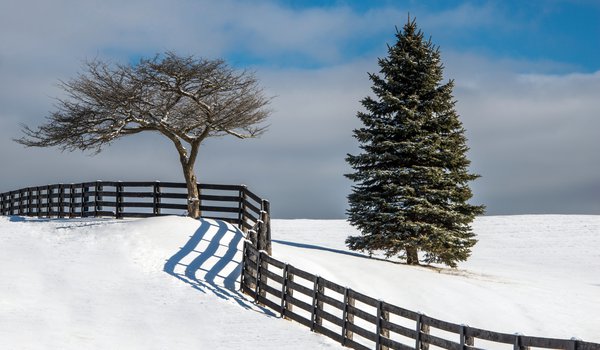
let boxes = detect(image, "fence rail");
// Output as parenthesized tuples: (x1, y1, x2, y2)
(241, 242, 599, 350)
(0, 181, 270, 249)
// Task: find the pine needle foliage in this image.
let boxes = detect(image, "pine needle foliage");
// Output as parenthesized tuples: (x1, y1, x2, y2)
(345, 19, 484, 268)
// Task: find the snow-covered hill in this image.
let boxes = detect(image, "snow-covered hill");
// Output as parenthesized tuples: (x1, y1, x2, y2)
(1, 215, 598, 349)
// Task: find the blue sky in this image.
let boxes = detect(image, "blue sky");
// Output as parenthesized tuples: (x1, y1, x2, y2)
(222, 1, 600, 72)
(1, 0, 599, 218)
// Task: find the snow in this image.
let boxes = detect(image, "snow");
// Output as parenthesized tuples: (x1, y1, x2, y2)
(0, 216, 341, 349)
(0, 215, 598, 348)
(271, 215, 600, 343)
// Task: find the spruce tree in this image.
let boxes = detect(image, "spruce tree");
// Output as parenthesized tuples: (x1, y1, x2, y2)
(345, 19, 484, 268)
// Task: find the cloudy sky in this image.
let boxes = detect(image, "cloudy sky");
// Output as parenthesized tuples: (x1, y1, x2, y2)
(1, 0, 599, 218)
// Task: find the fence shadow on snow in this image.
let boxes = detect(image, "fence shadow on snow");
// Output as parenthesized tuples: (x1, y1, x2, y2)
(163, 218, 275, 316)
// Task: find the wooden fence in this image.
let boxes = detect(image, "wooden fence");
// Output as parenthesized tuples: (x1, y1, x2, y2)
(241, 242, 599, 350)
(0, 181, 270, 250)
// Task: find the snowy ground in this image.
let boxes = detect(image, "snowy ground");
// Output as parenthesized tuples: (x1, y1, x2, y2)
(271, 216, 600, 343)
(0, 215, 598, 349)
(0, 216, 342, 349)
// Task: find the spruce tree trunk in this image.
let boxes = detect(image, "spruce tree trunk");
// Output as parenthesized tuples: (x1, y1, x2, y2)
(406, 246, 419, 265)
(181, 162, 200, 219)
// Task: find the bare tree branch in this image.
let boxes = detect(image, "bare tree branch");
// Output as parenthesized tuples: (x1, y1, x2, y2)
(14, 52, 272, 218)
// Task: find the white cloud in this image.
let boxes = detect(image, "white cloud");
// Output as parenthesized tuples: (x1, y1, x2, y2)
(1, 0, 599, 217)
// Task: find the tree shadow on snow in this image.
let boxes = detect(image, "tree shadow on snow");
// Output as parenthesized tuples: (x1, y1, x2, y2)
(163, 218, 275, 316)
(272, 239, 413, 266)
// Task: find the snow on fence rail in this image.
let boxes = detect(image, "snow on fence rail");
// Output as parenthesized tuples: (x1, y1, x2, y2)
(240, 243, 600, 350)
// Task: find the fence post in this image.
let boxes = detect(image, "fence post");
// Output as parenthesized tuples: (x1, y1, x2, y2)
(46, 185, 52, 217)
(259, 253, 268, 301)
(116, 182, 123, 219)
(239, 185, 247, 232)
(310, 275, 324, 331)
(416, 313, 430, 350)
(153, 181, 161, 216)
(341, 287, 354, 345)
(67, 184, 74, 218)
(261, 199, 272, 255)
(377, 300, 390, 350)
(258, 213, 268, 253)
(18, 189, 24, 215)
(240, 240, 248, 292)
(11, 190, 15, 215)
(81, 183, 87, 217)
(21, 189, 27, 215)
(280, 264, 289, 318)
(57, 184, 64, 218)
(26, 188, 32, 216)
(460, 325, 474, 350)
(196, 182, 202, 218)
(570, 337, 581, 350)
(36, 187, 41, 217)
(285, 266, 294, 318)
(241, 240, 258, 293)
(514, 333, 530, 350)
(249, 228, 258, 249)
(254, 251, 263, 303)
(4, 192, 8, 215)
(94, 181, 102, 217)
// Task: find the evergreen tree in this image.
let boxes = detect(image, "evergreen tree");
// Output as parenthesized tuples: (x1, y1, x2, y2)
(345, 19, 484, 268)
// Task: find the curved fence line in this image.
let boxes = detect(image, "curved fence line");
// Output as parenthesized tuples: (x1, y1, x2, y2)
(240, 242, 599, 350)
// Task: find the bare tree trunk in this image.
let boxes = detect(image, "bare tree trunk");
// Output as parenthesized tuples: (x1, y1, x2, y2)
(406, 245, 419, 265)
(181, 161, 200, 218)
(171, 137, 202, 219)
(185, 167, 200, 218)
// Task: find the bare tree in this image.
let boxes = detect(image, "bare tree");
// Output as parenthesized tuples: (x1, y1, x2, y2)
(15, 52, 271, 218)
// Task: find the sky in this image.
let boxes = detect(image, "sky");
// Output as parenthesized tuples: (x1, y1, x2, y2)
(1, 0, 599, 218)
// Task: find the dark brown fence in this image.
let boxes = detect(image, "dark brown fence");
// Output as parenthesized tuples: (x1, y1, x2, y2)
(241, 242, 599, 350)
(0, 181, 269, 240)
